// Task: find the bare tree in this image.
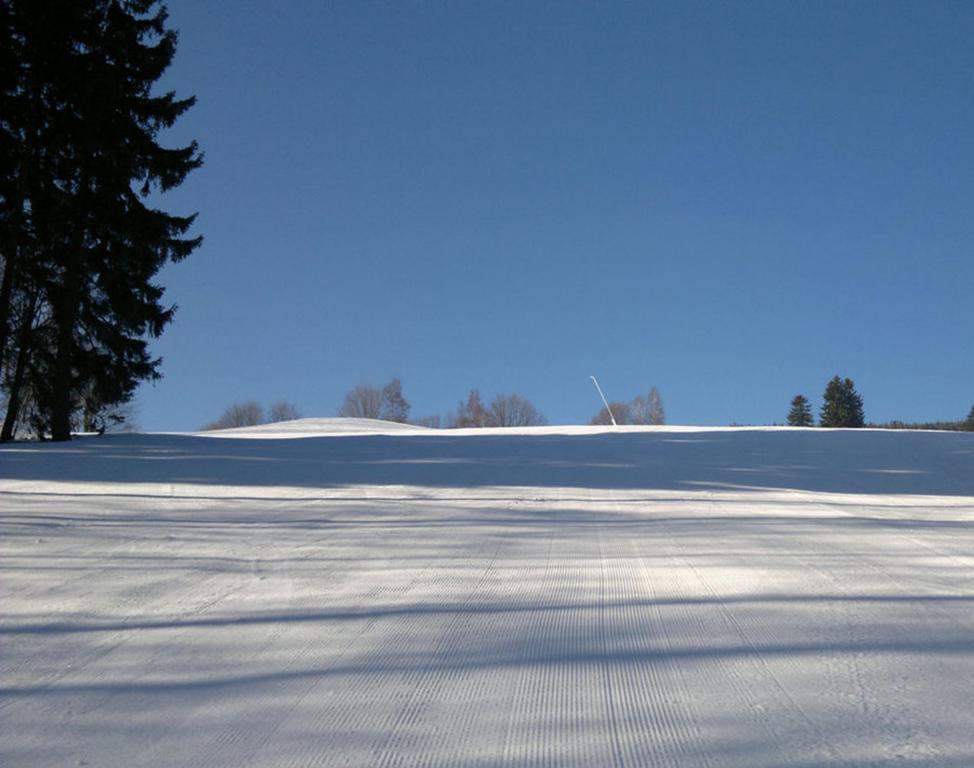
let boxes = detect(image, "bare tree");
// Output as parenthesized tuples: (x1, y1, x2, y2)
(201, 401, 265, 430)
(380, 378, 410, 423)
(589, 401, 631, 426)
(339, 385, 383, 419)
(453, 389, 488, 428)
(413, 414, 442, 428)
(648, 387, 665, 425)
(629, 395, 649, 425)
(591, 388, 663, 426)
(268, 401, 301, 423)
(487, 393, 546, 427)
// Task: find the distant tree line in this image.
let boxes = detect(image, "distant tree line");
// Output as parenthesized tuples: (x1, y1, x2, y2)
(338, 381, 548, 428)
(206, 382, 673, 431)
(196, 376, 974, 436)
(789, 376, 973, 431)
(200, 401, 301, 431)
(451, 389, 546, 427)
(866, 404, 974, 432)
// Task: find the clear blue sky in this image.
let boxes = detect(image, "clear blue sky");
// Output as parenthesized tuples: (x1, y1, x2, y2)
(141, 0, 974, 430)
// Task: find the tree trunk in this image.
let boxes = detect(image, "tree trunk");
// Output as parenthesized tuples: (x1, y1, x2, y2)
(0, 344, 27, 442)
(49, 277, 78, 442)
(0, 294, 37, 442)
(49, 320, 74, 441)
(0, 256, 14, 381)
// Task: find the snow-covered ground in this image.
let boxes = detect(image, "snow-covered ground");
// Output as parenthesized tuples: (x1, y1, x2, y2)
(2, 421, 973, 767)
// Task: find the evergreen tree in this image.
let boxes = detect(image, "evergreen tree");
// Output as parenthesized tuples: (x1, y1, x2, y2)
(966, 404, 974, 431)
(819, 376, 865, 428)
(787, 394, 813, 427)
(2, 0, 201, 441)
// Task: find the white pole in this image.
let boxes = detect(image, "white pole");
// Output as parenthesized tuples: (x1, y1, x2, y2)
(589, 375, 617, 426)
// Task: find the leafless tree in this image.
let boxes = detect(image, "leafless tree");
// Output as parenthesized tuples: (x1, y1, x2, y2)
(339, 385, 383, 419)
(201, 401, 265, 430)
(268, 401, 301, 423)
(629, 395, 649, 425)
(589, 401, 631, 426)
(453, 389, 488, 428)
(339, 380, 410, 422)
(487, 393, 546, 427)
(380, 378, 410, 423)
(597, 389, 664, 426)
(413, 414, 442, 429)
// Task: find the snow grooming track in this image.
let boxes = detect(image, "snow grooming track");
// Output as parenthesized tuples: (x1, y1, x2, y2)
(604, 494, 720, 768)
(2, 423, 974, 767)
(595, 490, 716, 768)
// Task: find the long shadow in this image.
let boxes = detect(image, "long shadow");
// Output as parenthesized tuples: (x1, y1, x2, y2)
(2, 632, 972, 698)
(3, 592, 974, 636)
(2, 508, 971, 533)
(2, 429, 973, 496)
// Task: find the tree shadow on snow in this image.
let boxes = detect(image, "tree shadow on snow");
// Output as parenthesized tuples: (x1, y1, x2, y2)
(1, 429, 973, 497)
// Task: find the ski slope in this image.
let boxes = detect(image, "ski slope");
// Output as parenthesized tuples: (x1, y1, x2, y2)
(2, 421, 974, 767)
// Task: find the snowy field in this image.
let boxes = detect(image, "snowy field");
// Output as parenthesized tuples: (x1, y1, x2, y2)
(2, 420, 974, 767)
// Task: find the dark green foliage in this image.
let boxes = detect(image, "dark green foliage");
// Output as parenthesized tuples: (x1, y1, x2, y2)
(1, 0, 201, 441)
(869, 419, 969, 432)
(875, 405, 974, 432)
(819, 376, 865, 428)
(787, 394, 814, 427)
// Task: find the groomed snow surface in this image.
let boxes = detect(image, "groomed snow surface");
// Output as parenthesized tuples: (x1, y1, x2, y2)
(2, 420, 974, 767)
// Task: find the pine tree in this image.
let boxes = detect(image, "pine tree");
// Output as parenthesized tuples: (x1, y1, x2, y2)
(2, 1, 201, 441)
(819, 376, 865, 428)
(787, 394, 813, 427)
(966, 404, 974, 431)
